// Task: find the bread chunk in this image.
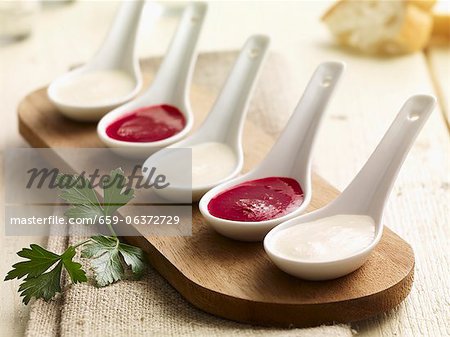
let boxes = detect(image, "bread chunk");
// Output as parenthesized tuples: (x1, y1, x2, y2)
(322, 0, 434, 55)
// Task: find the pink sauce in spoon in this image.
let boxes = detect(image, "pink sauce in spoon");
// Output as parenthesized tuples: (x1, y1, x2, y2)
(106, 104, 186, 142)
(207, 177, 304, 222)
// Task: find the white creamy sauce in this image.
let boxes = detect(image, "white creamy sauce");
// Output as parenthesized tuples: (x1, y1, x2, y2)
(152, 142, 237, 189)
(271, 214, 375, 262)
(54, 70, 135, 106)
(191, 142, 237, 187)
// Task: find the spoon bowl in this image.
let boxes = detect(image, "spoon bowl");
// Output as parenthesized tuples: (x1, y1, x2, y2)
(48, 1, 147, 121)
(97, 3, 207, 158)
(199, 62, 345, 241)
(142, 35, 270, 201)
(200, 174, 313, 242)
(48, 67, 142, 122)
(264, 210, 383, 281)
(264, 95, 436, 280)
(97, 95, 194, 158)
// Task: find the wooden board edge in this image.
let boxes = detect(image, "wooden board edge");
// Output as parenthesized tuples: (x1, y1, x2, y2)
(124, 235, 414, 328)
(18, 100, 51, 149)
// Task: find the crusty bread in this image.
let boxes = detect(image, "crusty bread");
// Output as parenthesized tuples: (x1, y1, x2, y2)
(410, 0, 437, 11)
(432, 13, 450, 39)
(322, 0, 434, 55)
(431, 1, 450, 42)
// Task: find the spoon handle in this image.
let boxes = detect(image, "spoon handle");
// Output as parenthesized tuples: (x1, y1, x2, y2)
(90, 1, 146, 71)
(198, 35, 270, 145)
(257, 62, 344, 177)
(335, 95, 436, 220)
(147, 2, 207, 104)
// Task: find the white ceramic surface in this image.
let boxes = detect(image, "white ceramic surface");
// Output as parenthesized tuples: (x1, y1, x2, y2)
(48, 1, 146, 121)
(264, 95, 436, 280)
(97, 2, 207, 158)
(199, 62, 345, 241)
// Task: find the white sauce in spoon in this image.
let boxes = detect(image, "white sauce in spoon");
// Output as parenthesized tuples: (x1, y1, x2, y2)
(152, 142, 237, 188)
(191, 142, 237, 187)
(53, 69, 135, 106)
(271, 214, 375, 262)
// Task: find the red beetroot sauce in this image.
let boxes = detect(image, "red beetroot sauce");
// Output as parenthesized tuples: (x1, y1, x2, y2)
(106, 104, 186, 142)
(207, 177, 304, 222)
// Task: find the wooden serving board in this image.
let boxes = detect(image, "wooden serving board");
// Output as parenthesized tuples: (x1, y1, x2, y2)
(17, 53, 414, 328)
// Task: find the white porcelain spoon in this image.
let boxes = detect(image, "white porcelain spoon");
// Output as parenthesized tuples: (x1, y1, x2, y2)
(48, 1, 147, 121)
(142, 35, 270, 202)
(97, 2, 207, 158)
(264, 95, 436, 280)
(199, 62, 345, 241)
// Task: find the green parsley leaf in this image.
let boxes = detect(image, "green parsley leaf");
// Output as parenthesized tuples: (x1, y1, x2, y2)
(57, 174, 101, 206)
(4, 244, 87, 304)
(57, 174, 104, 222)
(18, 262, 63, 304)
(61, 246, 88, 284)
(5, 244, 60, 280)
(7, 168, 144, 305)
(81, 236, 145, 287)
(58, 168, 134, 222)
(102, 168, 134, 216)
(118, 243, 146, 276)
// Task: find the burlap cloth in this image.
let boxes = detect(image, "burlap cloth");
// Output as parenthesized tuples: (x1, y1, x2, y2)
(25, 232, 353, 337)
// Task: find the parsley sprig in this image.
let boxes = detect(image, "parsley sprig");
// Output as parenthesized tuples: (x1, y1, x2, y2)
(4, 168, 145, 304)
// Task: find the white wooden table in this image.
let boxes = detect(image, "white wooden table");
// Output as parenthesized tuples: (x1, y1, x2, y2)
(1, 2, 449, 336)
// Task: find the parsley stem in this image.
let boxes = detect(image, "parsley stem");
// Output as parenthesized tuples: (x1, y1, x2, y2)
(72, 239, 92, 249)
(106, 222, 118, 238)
